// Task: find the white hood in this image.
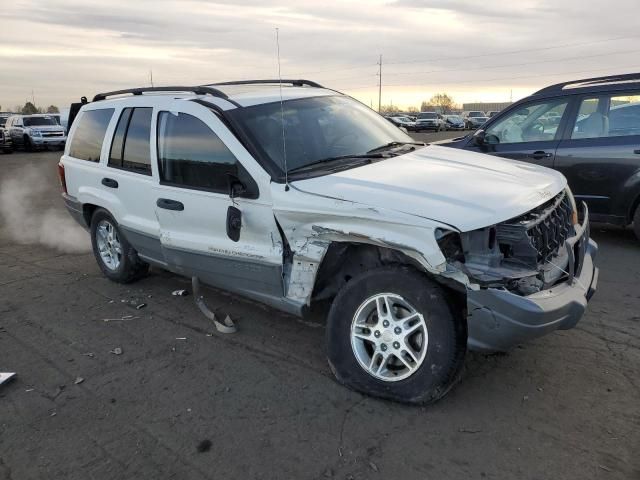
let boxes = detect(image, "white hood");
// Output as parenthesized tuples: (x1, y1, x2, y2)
(290, 145, 566, 232)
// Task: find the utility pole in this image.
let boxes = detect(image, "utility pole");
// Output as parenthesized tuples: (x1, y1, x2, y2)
(150, 70, 154, 87)
(377, 54, 382, 112)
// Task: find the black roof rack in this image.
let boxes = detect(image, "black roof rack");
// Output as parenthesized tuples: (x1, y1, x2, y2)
(210, 79, 324, 88)
(533, 72, 640, 96)
(92, 86, 241, 106)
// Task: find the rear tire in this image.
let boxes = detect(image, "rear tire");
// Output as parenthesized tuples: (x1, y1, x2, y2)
(326, 266, 466, 404)
(633, 205, 640, 241)
(90, 208, 149, 283)
(23, 136, 33, 152)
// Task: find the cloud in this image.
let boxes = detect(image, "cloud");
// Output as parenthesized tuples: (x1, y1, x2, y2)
(1, 0, 639, 109)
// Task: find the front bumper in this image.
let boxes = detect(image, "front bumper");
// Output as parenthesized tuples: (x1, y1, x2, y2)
(466, 205, 598, 352)
(32, 135, 66, 145)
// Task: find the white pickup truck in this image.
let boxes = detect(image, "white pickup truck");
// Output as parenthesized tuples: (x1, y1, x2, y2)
(59, 81, 598, 404)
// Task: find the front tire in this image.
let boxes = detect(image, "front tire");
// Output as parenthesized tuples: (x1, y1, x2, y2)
(326, 266, 466, 404)
(90, 209, 149, 283)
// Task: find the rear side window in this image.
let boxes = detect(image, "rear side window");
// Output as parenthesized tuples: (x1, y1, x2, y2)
(157, 111, 250, 194)
(69, 109, 114, 161)
(108, 107, 152, 175)
(572, 93, 640, 139)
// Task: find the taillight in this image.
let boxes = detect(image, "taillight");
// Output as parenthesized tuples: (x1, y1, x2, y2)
(57, 162, 68, 194)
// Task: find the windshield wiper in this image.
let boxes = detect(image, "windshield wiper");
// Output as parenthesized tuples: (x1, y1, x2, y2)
(366, 141, 425, 154)
(288, 153, 386, 174)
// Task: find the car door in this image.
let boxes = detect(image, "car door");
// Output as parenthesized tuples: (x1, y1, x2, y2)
(152, 101, 284, 299)
(554, 92, 640, 223)
(468, 98, 571, 169)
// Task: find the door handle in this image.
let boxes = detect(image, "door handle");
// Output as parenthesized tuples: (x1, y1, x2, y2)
(101, 178, 118, 188)
(633, 149, 640, 154)
(156, 198, 184, 211)
(528, 151, 552, 160)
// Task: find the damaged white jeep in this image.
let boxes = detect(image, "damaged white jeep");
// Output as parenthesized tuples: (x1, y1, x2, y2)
(60, 80, 598, 404)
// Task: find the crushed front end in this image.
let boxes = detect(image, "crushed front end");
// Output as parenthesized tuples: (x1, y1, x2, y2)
(438, 189, 598, 351)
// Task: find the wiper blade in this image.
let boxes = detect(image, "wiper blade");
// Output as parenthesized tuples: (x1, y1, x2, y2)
(288, 153, 385, 173)
(366, 141, 424, 153)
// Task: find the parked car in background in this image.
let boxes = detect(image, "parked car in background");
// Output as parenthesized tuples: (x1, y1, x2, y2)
(0, 113, 13, 153)
(486, 111, 500, 118)
(59, 80, 597, 404)
(437, 73, 640, 240)
(5, 114, 67, 150)
(442, 114, 465, 131)
(415, 111, 445, 131)
(462, 111, 489, 129)
(386, 115, 417, 131)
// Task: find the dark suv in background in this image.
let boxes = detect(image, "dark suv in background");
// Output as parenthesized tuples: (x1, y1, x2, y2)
(438, 73, 640, 240)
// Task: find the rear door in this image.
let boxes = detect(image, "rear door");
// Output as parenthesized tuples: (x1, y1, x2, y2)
(103, 106, 163, 262)
(554, 92, 640, 222)
(152, 101, 284, 298)
(468, 98, 571, 169)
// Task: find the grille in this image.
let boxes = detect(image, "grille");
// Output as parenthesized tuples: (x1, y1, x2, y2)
(42, 132, 64, 137)
(497, 191, 575, 265)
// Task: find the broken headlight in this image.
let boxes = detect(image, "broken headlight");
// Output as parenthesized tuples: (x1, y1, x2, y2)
(435, 228, 464, 263)
(565, 187, 578, 225)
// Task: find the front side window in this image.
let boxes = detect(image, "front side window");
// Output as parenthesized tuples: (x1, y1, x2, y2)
(108, 107, 152, 174)
(229, 95, 413, 174)
(572, 93, 640, 139)
(484, 100, 568, 144)
(68, 109, 114, 162)
(157, 111, 251, 194)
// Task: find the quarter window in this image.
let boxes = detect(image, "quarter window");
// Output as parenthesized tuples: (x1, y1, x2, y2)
(484, 100, 567, 144)
(572, 94, 640, 139)
(157, 111, 250, 194)
(68, 109, 114, 161)
(108, 107, 152, 174)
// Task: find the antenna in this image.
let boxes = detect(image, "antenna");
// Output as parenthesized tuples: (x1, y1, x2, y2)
(276, 27, 289, 191)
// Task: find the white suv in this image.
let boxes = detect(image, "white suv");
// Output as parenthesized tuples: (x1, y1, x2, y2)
(60, 80, 598, 404)
(6, 114, 67, 150)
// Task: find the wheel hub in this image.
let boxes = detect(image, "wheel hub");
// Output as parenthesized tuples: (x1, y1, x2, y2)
(350, 293, 428, 382)
(96, 219, 122, 271)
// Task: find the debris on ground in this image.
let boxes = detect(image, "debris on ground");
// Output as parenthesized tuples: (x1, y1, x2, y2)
(172, 289, 189, 296)
(110, 347, 123, 355)
(136, 303, 146, 310)
(369, 461, 379, 472)
(74, 377, 84, 385)
(458, 427, 482, 434)
(82, 352, 95, 357)
(0, 373, 16, 387)
(103, 315, 139, 322)
(176, 337, 187, 340)
(196, 439, 212, 453)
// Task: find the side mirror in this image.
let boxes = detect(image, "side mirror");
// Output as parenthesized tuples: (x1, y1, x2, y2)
(472, 129, 486, 145)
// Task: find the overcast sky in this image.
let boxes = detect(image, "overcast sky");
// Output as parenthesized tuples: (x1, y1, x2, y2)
(1, 0, 639, 110)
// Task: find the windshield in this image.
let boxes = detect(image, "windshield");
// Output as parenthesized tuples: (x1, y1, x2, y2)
(446, 115, 462, 121)
(418, 112, 437, 119)
(230, 95, 413, 174)
(23, 117, 57, 126)
(468, 112, 485, 118)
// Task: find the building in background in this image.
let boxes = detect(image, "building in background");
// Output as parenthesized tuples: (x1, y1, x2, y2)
(462, 102, 513, 113)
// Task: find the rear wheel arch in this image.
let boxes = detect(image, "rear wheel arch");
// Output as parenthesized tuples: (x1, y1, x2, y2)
(82, 203, 100, 228)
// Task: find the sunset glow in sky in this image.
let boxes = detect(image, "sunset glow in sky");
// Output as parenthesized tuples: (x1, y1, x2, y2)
(1, 0, 638, 110)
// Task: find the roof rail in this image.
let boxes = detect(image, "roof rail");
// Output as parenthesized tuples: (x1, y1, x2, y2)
(92, 86, 241, 106)
(210, 79, 324, 88)
(533, 72, 640, 96)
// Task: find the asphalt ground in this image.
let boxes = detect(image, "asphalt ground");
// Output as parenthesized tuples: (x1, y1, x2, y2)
(1, 136, 639, 480)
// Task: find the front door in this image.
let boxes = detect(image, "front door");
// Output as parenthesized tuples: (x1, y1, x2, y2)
(152, 102, 284, 298)
(554, 92, 640, 222)
(469, 98, 570, 169)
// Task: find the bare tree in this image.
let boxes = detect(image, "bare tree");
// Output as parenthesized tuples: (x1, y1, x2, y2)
(379, 104, 400, 115)
(428, 93, 456, 114)
(46, 105, 60, 113)
(21, 102, 38, 115)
